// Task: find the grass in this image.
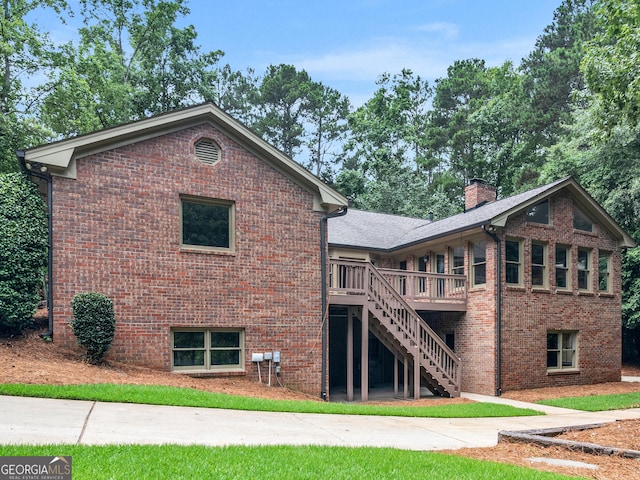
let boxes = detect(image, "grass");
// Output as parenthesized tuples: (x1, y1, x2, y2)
(0, 444, 578, 480)
(538, 391, 640, 411)
(0, 383, 542, 418)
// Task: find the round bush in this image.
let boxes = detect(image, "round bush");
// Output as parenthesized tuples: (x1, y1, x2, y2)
(70, 292, 115, 364)
(0, 173, 48, 335)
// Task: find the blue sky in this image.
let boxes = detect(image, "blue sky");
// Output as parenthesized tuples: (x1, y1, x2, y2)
(36, 0, 564, 106)
(186, 0, 563, 105)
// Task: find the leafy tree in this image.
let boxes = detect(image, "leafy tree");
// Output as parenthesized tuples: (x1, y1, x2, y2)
(582, 0, 640, 131)
(339, 69, 432, 214)
(520, 0, 598, 145)
(70, 292, 115, 364)
(0, 173, 48, 335)
(304, 82, 351, 180)
(39, 0, 222, 136)
(426, 60, 534, 196)
(622, 247, 640, 359)
(208, 65, 260, 128)
(254, 64, 313, 158)
(0, 0, 66, 171)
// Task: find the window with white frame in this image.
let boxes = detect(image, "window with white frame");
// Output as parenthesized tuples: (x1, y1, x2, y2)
(181, 196, 235, 251)
(531, 242, 547, 288)
(599, 251, 611, 292)
(547, 331, 578, 370)
(172, 329, 244, 372)
(555, 245, 570, 290)
(471, 242, 486, 286)
(577, 248, 591, 290)
(505, 239, 521, 285)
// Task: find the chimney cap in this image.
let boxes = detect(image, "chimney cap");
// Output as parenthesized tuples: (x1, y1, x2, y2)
(469, 178, 488, 186)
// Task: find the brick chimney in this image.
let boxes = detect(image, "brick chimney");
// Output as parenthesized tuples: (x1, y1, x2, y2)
(465, 178, 496, 210)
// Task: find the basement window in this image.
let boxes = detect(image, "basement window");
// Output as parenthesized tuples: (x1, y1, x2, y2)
(172, 329, 244, 372)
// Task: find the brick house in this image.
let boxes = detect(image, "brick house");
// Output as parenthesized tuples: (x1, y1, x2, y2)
(22, 104, 634, 400)
(327, 178, 635, 399)
(21, 103, 348, 396)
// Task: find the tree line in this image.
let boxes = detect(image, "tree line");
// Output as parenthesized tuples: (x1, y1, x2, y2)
(2, 0, 640, 358)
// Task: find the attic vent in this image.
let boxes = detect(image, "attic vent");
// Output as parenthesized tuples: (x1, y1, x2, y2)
(195, 139, 220, 165)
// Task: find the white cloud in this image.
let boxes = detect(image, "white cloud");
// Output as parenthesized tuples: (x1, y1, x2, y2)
(416, 22, 460, 40)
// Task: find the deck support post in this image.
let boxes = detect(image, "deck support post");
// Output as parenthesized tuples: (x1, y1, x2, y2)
(347, 307, 354, 402)
(414, 346, 421, 399)
(361, 304, 369, 402)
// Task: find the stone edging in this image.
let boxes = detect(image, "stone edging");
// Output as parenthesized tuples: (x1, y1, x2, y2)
(498, 423, 640, 459)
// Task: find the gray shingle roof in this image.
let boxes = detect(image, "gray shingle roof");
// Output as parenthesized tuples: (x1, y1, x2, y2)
(329, 177, 573, 251)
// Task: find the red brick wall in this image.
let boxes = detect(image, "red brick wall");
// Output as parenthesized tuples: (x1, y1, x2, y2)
(460, 238, 499, 395)
(499, 192, 622, 392)
(51, 123, 325, 395)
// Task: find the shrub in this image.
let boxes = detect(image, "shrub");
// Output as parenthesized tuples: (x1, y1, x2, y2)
(0, 173, 48, 335)
(70, 292, 116, 364)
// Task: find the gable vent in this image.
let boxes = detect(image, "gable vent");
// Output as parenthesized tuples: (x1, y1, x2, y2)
(195, 139, 221, 165)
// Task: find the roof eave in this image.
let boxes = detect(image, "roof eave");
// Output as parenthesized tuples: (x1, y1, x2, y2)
(24, 103, 348, 213)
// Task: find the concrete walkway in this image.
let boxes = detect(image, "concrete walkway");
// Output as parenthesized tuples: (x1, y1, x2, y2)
(2, 393, 640, 451)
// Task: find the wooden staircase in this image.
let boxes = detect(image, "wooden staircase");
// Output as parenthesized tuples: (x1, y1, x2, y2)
(330, 260, 461, 397)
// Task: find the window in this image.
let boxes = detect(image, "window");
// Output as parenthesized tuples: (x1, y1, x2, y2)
(172, 329, 244, 372)
(573, 206, 593, 232)
(417, 255, 427, 293)
(195, 139, 221, 165)
(451, 246, 464, 276)
(547, 331, 577, 370)
(471, 242, 486, 286)
(181, 196, 235, 251)
(555, 245, 570, 290)
(505, 239, 521, 285)
(599, 251, 611, 292)
(577, 248, 591, 290)
(526, 200, 549, 224)
(531, 242, 547, 288)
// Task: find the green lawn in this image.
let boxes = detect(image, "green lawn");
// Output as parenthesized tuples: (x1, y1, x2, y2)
(0, 383, 541, 417)
(538, 391, 640, 411)
(0, 444, 578, 480)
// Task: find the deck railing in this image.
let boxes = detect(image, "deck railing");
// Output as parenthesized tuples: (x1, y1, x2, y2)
(329, 259, 461, 396)
(329, 260, 467, 307)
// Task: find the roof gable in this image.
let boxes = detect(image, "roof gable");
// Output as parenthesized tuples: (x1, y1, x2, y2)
(329, 177, 635, 250)
(24, 103, 348, 213)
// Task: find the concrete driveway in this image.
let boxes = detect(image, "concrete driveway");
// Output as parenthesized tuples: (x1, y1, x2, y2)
(2, 394, 640, 451)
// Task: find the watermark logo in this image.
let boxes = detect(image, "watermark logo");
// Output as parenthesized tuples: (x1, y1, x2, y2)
(0, 456, 72, 480)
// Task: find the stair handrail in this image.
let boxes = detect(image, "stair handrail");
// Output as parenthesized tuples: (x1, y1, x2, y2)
(364, 263, 461, 389)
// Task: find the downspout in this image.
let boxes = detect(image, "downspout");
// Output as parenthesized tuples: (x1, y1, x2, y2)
(17, 150, 54, 339)
(320, 206, 347, 401)
(483, 224, 502, 396)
